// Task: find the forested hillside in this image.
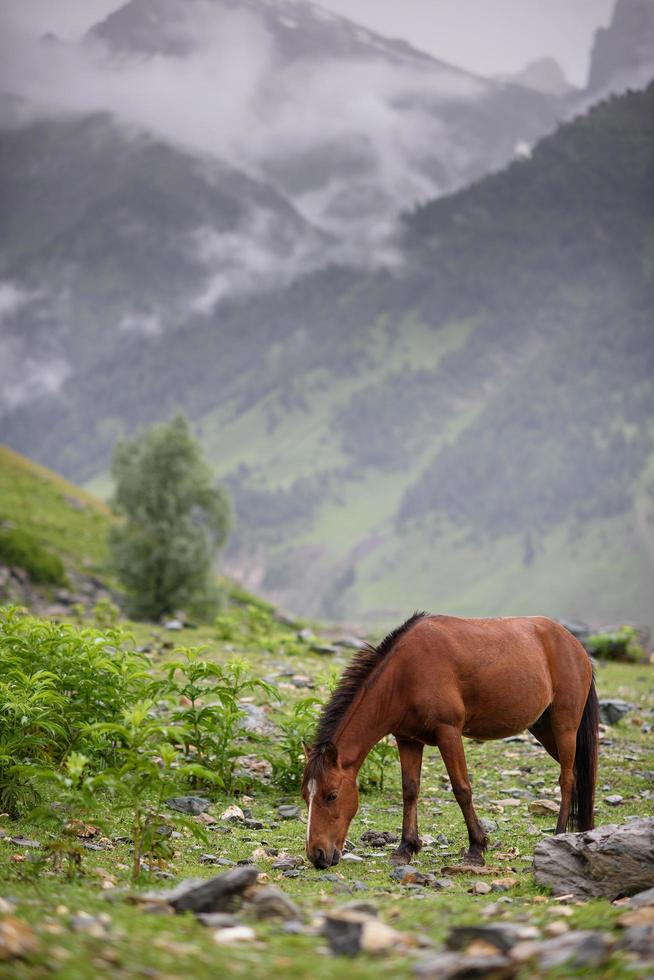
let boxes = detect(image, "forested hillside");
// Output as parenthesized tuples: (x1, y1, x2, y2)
(4, 84, 654, 625)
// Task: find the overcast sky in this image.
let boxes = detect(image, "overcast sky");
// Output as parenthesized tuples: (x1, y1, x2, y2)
(2, 0, 615, 86)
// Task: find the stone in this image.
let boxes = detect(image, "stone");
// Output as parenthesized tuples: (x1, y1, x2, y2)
(528, 800, 559, 816)
(619, 925, 654, 959)
(342, 853, 364, 863)
(471, 881, 492, 895)
(220, 805, 245, 822)
(338, 901, 379, 917)
(618, 907, 654, 927)
(195, 913, 239, 929)
(323, 910, 402, 956)
(165, 796, 210, 816)
(164, 618, 184, 630)
(536, 931, 610, 970)
(390, 865, 436, 886)
(360, 830, 399, 848)
(239, 703, 274, 735)
(598, 699, 632, 725)
(213, 925, 255, 944)
(199, 854, 223, 865)
(626, 886, 654, 909)
(248, 886, 300, 920)
(446, 924, 540, 953)
(272, 854, 304, 870)
(9, 837, 40, 849)
(0, 917, 39, 960)
(70, 912, 111, 937)
(167, 867, 260, 914)
(311, 644, 340, 656)
(533, 817, 654, 899)
(604, 795, 623, 806)
(360, 920, 403, 954)
(414, 952, 516, 978)
(336, 635, 367, 650)
(479, 819, 498, 833)
(277, 805, 300, 820)
(243, 818, 264, 830)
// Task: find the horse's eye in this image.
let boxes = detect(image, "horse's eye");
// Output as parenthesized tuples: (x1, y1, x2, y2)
(325, 791, 338, 803)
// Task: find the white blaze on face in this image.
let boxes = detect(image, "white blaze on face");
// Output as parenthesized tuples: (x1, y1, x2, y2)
(306, 778, 317, 846)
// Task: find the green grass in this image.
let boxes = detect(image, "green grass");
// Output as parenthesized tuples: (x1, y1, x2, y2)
(0, 445, 112, 575)
(1, 608, 652, 979)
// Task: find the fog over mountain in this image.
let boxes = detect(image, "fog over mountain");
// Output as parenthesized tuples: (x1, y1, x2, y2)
(1, 0, 654, 626)
(0, 0, 562, 256)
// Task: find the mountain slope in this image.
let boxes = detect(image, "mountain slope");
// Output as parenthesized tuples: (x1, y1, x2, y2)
(0, 107, 325, 414)
(5, 83, 654, 626)
(84, 0, 562, 246)
(588, 0, 654, 96)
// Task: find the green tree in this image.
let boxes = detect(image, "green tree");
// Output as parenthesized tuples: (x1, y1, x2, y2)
(109, 415, 230, 620)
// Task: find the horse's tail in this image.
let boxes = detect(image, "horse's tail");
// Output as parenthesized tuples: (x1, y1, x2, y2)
(569, 674, 599, 832)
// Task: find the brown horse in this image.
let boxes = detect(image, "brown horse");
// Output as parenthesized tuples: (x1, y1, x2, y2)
(301, 612, 598, 869)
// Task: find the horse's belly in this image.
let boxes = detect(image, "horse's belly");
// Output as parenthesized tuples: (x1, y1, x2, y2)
(461, 668, 552, 740)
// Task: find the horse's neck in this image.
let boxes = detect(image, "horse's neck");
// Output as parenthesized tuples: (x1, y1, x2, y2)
(334, 669, 396, 773)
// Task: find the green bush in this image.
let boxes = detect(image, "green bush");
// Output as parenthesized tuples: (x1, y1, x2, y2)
(585, 626, 645, 663)
(0, 527, 67, 585)
(0, 608, 148, 814)
(163, 649, 277, 793)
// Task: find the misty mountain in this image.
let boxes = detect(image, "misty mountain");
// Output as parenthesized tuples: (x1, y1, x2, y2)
(587, 0, 654, 96)
(0, 105, 325, 411)
(5, 82, 654, 627)
(85, 0, 563, 248)
(500, 58, 574, 97)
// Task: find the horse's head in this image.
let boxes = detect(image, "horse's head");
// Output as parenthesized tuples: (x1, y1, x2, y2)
(301, 741, 359, 869)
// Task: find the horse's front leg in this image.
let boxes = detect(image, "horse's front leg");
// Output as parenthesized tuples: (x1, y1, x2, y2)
(437, 726, 488, 866)
(391, 738, 424, 864)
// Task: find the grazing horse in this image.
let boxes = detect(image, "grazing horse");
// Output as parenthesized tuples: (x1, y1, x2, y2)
(302, 612, 598, 870)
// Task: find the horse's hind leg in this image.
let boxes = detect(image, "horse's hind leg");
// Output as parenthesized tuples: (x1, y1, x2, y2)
(391, 738, 424, 864)
(529, 710, 559, 762)
(437, 726, 488, 866)
(529, 709, 576, 834)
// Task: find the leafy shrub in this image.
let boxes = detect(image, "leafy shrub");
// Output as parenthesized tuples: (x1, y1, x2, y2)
(271, 697, 321, 791)
(0, 608, 148, 814)
(163, 649, 277, 793)
(93, 701, 212, 879)
(0, 527, 66, 585)
(360, 736, 397, 792)
(585, 626, 645, 662)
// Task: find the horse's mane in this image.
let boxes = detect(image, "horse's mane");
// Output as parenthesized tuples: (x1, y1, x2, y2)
(304, 611, 429, 785)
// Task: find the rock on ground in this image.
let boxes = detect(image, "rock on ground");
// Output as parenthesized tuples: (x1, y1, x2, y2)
(167, 867, 260, 914)
(165, 796, 211, 815)
(323, 909, 403, 956)
(598, 699, 632, 725)
(533, 817, 654, 899)
(247, 885, 300, 920)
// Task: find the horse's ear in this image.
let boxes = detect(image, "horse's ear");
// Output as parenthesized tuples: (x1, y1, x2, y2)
(323, 741, 339, 767)
(302, 740, 311, 761)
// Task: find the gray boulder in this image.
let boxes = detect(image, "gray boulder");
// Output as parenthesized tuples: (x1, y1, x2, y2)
(533, 817, 654, 899)
(168, 867, 259, 913)
(598, 699, 632, 725)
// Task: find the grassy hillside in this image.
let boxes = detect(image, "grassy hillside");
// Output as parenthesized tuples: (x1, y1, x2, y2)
(6, 84, 654, 626)
(0, 444, 112, 576)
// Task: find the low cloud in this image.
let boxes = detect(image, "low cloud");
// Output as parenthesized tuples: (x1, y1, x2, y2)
(0, 1, 489, 264)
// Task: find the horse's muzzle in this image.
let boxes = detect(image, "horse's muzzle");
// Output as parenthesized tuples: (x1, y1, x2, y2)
(311, 847, 341, 869)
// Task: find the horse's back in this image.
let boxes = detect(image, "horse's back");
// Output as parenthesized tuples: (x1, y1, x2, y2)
(395, 614, 590, 740)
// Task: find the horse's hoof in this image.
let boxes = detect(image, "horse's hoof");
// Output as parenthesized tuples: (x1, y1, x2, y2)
(462, 850, 485, 867)
(390, 849, 412, 865)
